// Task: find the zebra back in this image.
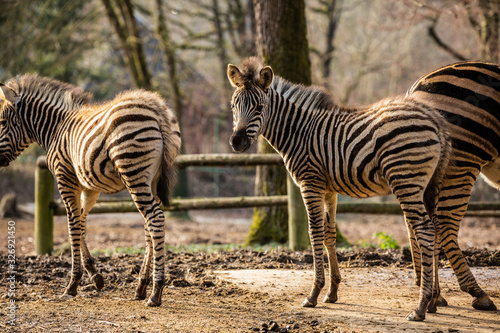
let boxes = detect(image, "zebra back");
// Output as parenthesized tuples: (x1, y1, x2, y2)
(408, 61, 500, 164)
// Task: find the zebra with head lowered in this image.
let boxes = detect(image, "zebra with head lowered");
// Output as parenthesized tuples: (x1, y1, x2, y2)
(406, 61, 499, 312)
(227, 57, 451, 321)
(0, 74, 181, 307)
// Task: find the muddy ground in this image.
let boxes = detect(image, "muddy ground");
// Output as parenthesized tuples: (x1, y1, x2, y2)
(0, 212, 499, 332)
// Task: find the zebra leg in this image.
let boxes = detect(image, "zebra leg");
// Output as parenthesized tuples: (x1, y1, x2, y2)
(394, 193, 436, 321)
(130, 191, 166, 307)
(439, 223, 496, 310)
(300, 183, 326, 308)
(405, 215, 435, 321)
(405, 222, 422, 286)
(323, 192, 341, 304)
(59, 186, 84, 297)
(134, 223, 153, 300)
(437, 177, 496, 311)
(80, 189, 104, 290)
(440, 230, 496, 310)
(427, 230, 442, 313)
(408, 218, 452, 309)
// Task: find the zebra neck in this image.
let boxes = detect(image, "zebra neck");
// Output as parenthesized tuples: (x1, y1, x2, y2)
(20, 96, 76, 151)
(262, 88, 331, 158)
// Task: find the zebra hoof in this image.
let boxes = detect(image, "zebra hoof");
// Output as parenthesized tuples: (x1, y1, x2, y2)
(427, 294, 440, 313)
(134, 278, 150, 300)
(427, 304, 437, 313)
(60, 293, 75, 300)
(64, 284, 79, 297)
(134, 288, 147, 300)
(406, 310, 425, 321)
(146, 297, 161, 307)
(301, 298, 317, 307)
(436, 295, 448, 307)
(323, 295, 337, 303)
(91, 273, 104, 290)
(472, 296, 497, 311)
(134, 293, 146, 301)
(145, 280, 165, 307)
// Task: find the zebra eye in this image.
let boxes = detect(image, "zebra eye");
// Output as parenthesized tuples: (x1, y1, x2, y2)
(0, 120, 6, 127)
(255, 104, 263, 113)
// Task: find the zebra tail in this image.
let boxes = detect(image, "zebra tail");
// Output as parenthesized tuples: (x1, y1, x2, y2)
(157, 156, 177, 207)
(157, 107, 182, 208)
(423, 121, 452, 222)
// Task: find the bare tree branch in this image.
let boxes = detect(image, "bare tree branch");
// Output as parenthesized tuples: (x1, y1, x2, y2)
(427, 17, 467, 61)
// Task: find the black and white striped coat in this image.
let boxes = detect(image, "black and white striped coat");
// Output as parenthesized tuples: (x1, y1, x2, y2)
(228, 57, 451, 321)
(0, 74, 181, 306)
(407, 61, 500, 312)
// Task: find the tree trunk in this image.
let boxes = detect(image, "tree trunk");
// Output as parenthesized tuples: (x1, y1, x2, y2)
(246, 0, 311, 246)
(101, 0, 152, 89)
(322, 0, 342, 89)
(476, 0, 500, 62)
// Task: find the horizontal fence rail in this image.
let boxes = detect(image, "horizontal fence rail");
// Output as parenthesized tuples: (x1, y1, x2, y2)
(49, 198, 500, 217)
(176, 153, 283, 168)
(334, 201, 500, 217)
(34, 154, 500, 254)
(51, 195, 289, 215)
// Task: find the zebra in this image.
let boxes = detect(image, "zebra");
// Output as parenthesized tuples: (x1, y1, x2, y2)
(227, 57, 451, 321)
(0, 74, 181, 307)
(407, 61, 499, 312)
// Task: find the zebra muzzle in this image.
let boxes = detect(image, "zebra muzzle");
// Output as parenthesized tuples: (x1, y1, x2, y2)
(0, 155, 10, 167)
(230, 129, 250, 152)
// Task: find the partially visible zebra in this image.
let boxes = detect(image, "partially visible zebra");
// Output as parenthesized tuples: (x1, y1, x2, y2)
(407, 61, 499, 311)
(227, 57, 451, 321)
(0, 74, 181, 307)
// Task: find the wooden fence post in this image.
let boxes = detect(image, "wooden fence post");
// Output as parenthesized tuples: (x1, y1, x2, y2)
(35, 156, 54, 255)
(287, 175, 309, 250)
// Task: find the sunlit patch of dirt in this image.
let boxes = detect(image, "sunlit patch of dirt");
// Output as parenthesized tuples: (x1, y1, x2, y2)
(0, 214, 499, 332)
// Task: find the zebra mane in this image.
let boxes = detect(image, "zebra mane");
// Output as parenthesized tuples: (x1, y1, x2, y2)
(6, 74, 93, 108)
(272, 76, 337, 111)
(239, 57, 337, 111)
(239, 57, 265, 86)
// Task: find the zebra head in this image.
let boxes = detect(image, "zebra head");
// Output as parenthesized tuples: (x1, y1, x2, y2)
(0, 83, 27, 167)
(227, 57, 274, 152)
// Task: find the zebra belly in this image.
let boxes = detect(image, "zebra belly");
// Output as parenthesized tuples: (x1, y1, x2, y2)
(77, 156, 126, 194)
(481, 158, 500, 190)
(328, 173, 392, 199)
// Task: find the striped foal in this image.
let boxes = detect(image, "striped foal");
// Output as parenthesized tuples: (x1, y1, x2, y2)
(227, 57, 451, 321)
(0, 74, 181, 307)
(407, 61, 499, 311)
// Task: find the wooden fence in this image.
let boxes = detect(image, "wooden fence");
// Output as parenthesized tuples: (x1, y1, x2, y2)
(34, 154, 291, 254)
(34, 155, 500, 255)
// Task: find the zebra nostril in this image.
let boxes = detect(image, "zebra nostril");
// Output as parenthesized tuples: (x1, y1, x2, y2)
(230, 130, 249, 152)
(0, 155, 9, 167)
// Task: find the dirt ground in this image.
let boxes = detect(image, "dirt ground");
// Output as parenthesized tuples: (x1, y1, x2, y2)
(0, 212, 499, 332)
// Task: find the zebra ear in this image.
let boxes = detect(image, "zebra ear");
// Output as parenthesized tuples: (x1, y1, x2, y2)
(258, 66, 273, 91)
(0, 83, 20, 106)
(227, 64, 244, 88)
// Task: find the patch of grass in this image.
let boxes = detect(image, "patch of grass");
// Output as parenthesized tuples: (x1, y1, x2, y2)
(91, 246, 145, 256)
(91, 242, 286, 256)
(356, 232, 400, 250)
(374, 232, 400, 249)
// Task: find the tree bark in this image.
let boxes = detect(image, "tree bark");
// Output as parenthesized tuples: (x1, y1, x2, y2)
(476, 0, 500, 62)
(101, 0, 152, 89)
(246, 0, 311, 246)
(321, 0, 342, 88)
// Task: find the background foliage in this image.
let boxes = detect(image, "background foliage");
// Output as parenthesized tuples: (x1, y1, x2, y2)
(1, 0, 499, 205)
